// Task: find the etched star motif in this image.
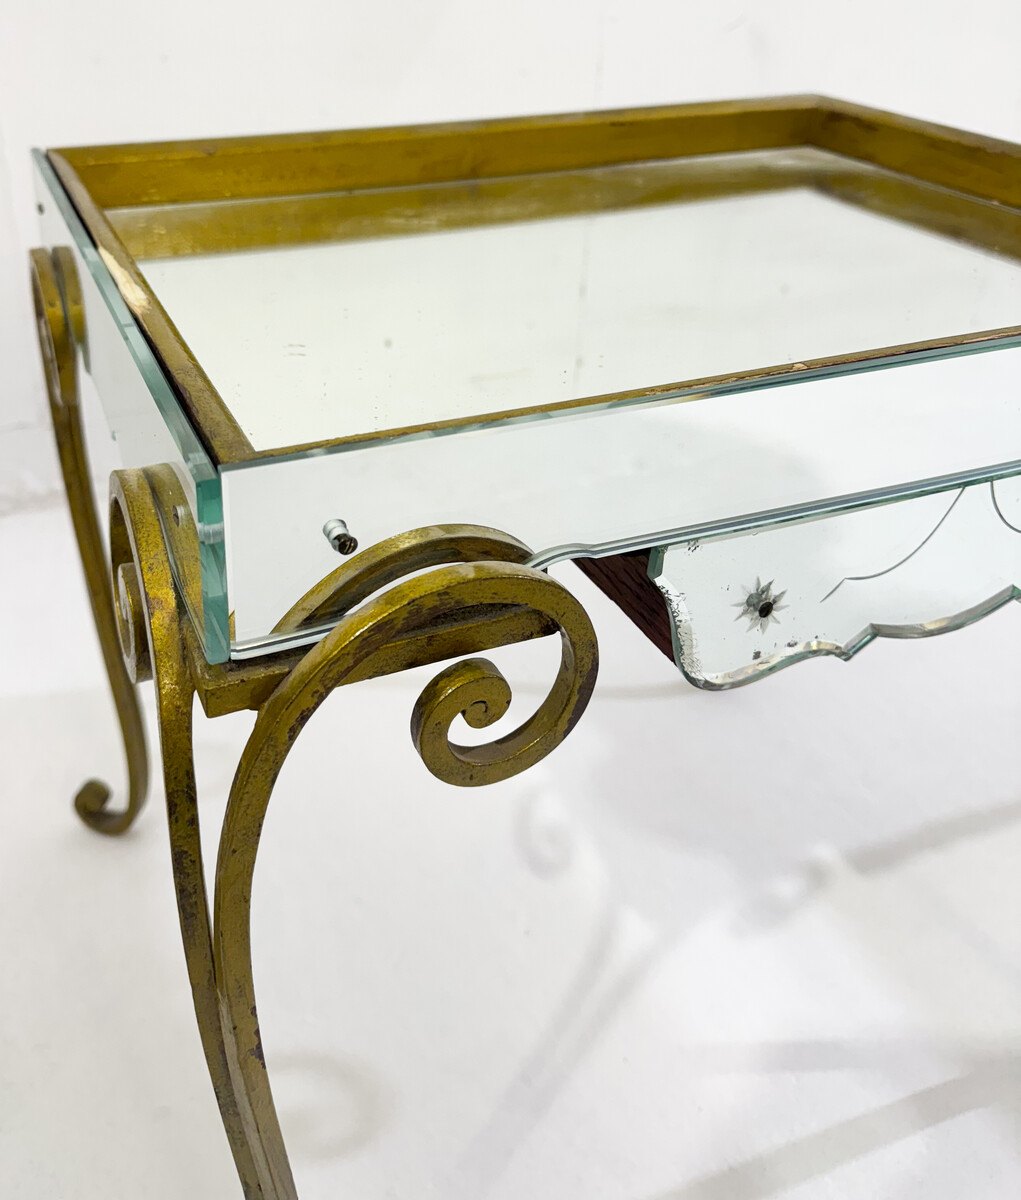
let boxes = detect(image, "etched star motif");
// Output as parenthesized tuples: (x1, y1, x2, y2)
(734, 577, 788, 634)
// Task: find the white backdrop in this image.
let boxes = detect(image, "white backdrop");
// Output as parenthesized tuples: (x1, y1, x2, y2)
(2, 4, 1021, 1199)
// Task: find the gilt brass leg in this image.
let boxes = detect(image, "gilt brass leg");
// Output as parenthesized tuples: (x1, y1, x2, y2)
(109, 464, 598, 1199)
(30, 247, 149, 834)
(211, 563, 597, 1197)
(110, 470, 267, 1198)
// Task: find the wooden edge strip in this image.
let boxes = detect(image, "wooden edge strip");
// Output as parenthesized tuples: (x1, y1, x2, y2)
(574, 553, 675, 662)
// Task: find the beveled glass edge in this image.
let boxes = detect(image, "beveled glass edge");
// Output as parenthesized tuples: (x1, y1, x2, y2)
(49, 96, 1021, 467)
(219, 328, 1021, 477)
(532, 454, 1021, 571)
(33, 150, 231, 663)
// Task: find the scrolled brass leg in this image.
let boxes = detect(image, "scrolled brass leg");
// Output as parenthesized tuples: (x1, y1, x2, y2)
(110, 470, 266, 1198)
(213, 560, 598, 1198)
(30, 247, 149, 834)
(96, 467, 598, 1198)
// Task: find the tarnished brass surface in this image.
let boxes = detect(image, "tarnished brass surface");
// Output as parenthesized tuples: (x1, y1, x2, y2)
(106, 148, 829, 260)
(408, 570, 597, 785)
(51, 245, 86, 360)
(30, 247, 149, 834)
(190, 604, 556, 718)
(45, 96, 1021, 466)
(55, 96, 819, 207)
(144, 462, 206, 620)
(181, 523, 556, 717)
(111, 469, 266, 1197)
(818, 169, 1021, 263)
(91, 468, 599, 1197)
(108, 148, 1021, 264)
(211, 557, 596, 1197)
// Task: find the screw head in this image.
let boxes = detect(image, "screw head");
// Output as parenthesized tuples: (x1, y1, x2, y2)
(323, 518, 357, 556)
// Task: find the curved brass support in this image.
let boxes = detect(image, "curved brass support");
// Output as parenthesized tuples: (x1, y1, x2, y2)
(30, 247, 149, 834)
(215, 560, 597, 1198)
(84, 463, 596, 1196)
(110, 469, 266, 1198)
(272, 523, 534, 632)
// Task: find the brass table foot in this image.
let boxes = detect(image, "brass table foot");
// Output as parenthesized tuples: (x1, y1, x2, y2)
(30, 247, 149, 834)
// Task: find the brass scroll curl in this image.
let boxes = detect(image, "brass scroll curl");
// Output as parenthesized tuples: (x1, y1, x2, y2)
(103, 463, 597, 1198)
(213, 558, 597, 1197)
(408, 569, 598, 785)
(30, 247, 149, 834)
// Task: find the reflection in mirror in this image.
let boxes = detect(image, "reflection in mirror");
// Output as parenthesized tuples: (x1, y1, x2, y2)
(133, 149, 1021, 452)
(651, 477, 1021, 688)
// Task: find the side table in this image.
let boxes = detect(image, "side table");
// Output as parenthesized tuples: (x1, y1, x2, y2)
(30, 96, 1021, 1198)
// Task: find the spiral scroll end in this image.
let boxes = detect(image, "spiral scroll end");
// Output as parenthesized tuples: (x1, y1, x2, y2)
(74, 777, 141, 836)
(411, 657, 516, 786)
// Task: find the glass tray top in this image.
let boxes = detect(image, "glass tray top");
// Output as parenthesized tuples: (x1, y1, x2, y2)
(132, 148, 1020, 451)
(33, 97, 1021, 667)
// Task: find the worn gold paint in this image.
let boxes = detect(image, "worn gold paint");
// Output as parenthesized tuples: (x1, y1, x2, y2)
(143, 462, 206, 621)
(44, 97, 1021, 467)
(409, 568, 598, 784)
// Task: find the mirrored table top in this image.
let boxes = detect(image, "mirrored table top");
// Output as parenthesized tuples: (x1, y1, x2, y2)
(34, 96, 1021, 667)
(132, 153, 1018, 451)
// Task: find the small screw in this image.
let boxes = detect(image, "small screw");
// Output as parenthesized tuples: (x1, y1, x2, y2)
(323, 518, 357, 555)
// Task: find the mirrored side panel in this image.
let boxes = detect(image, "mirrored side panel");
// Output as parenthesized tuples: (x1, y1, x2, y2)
(650, 476, 1021, 688)
(33, 153, 230, 662)
(222, 344, 1021, 658)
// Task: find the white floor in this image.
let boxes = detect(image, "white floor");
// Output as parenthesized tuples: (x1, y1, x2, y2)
(2, 501, 1020, 1200)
